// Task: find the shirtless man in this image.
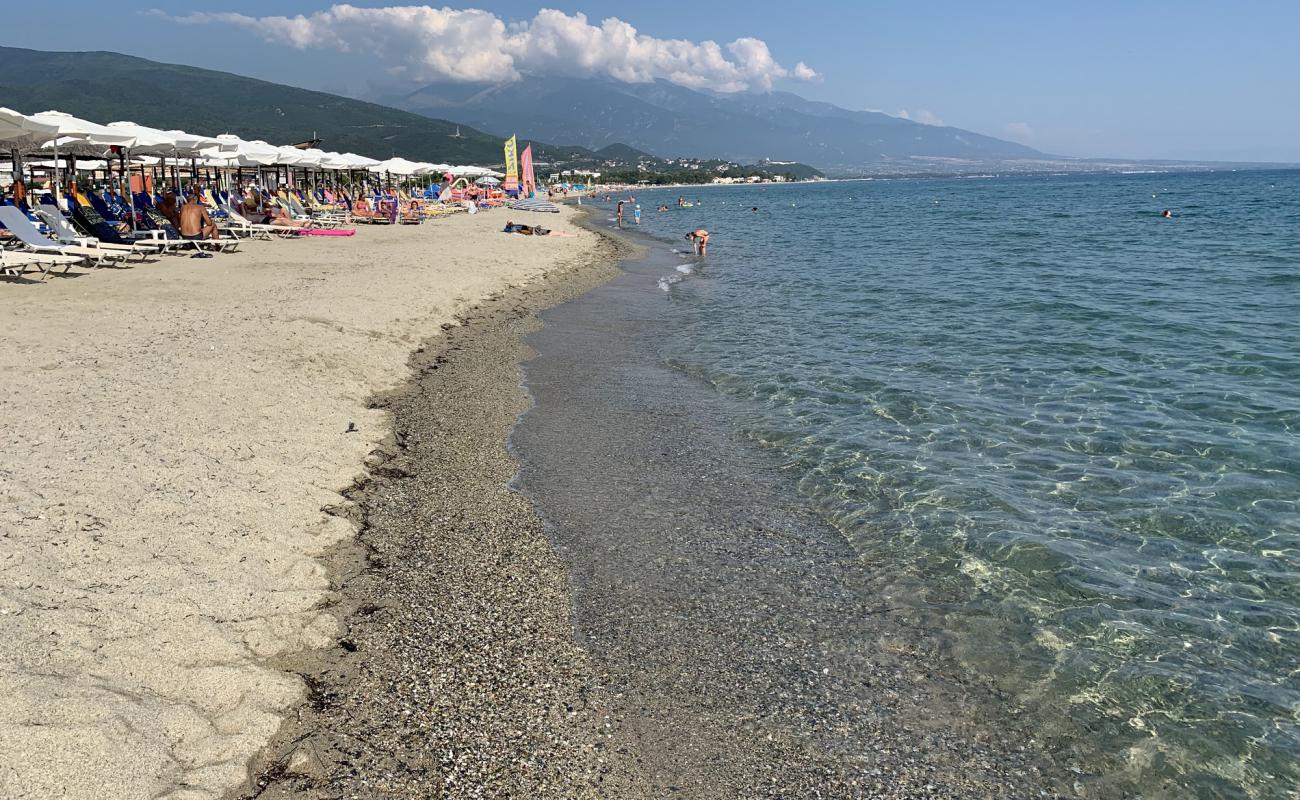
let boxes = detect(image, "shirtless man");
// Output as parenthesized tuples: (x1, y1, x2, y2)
(178, 192, 219, 240)
(685, 228, 709, 256)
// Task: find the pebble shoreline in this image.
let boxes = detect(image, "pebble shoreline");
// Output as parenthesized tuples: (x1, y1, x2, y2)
(235, 234, 628, 799)
(235, 217, 1073, 799)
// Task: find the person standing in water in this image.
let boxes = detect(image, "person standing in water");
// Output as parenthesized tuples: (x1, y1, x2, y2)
(633, 204, 642, 225)
(685, 228, 709, 255)
(616, 200, 625, 226)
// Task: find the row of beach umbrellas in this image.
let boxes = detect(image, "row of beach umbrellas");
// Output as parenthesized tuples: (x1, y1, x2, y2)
(0, 108, 505, 181)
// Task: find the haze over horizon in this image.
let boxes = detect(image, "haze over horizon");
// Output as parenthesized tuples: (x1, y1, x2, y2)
(7, 0, 1299, 163)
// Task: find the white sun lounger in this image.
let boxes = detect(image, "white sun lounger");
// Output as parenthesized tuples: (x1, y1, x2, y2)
(219, 203, 302, 239)
(0, 248, 84, 279)
(0, 206, 126, 268)
(35, 204, 162, 263)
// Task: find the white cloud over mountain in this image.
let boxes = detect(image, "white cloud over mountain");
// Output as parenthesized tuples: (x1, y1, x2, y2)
(896, 109, 944, 126)
(159, 4, 819, 92)
(1003, 122, 1036, 144)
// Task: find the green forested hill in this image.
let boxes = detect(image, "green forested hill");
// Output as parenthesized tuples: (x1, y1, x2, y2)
(0, 46, 510, 164)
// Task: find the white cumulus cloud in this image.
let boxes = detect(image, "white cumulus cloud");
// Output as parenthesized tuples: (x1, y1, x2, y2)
(158, 4, 819, 92)
(1003, 121, 1035, 144)
(895, 109, 944, 126)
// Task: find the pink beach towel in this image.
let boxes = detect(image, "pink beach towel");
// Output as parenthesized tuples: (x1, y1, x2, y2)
(301, 228, 356, 236)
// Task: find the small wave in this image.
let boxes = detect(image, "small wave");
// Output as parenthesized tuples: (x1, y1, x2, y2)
(658, 274, 684, 292)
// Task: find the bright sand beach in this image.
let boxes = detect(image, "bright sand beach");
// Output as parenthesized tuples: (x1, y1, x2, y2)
(0, 206, 604, 799)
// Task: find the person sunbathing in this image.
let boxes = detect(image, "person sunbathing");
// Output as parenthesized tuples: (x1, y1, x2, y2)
(265, 203, 311, 228)
(503, 220, 552, 236)
(155, 191, 181, 227)
(179, 193, 219, 240)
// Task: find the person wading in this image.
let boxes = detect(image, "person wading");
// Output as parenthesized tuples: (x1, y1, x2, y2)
(685, 228, 709, 255)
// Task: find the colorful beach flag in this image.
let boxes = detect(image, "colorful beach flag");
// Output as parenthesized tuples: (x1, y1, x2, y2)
(520, 144, 535, 198)
(503, 135, 519, 191)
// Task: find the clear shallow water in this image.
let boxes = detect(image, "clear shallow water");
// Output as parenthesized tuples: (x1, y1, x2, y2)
(595, 171, 1300, 798)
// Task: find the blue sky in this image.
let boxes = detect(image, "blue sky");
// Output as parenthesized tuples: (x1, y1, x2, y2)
(6, 1, 1298, 161)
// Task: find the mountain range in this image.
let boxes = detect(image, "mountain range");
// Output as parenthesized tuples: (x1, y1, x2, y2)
(0, 46, 519, 165)
(0, 47, 830, 178)
(0, 43, 1047, 174)
(388, 76, 1045, 171)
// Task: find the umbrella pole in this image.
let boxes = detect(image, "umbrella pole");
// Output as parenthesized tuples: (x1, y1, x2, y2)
(52, 139, 61, 203)
(127, 147, 138, 231)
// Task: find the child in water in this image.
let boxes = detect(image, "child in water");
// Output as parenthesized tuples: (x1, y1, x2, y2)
(633, 204, 642, 224)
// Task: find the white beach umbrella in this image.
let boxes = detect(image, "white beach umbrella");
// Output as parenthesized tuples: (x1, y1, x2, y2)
(293, 148, 329, 168)
(90, 122, 181, 226)
(21, 111, 141, 200)
(201, 138, 283, 167)
(0, 109, 63, 184)
(103, 121, 177, 154)
(369, 157, 424, 176)
(163, 129, 224, 156)
(0, 107, 60, 143)
(117, 127, 225, 193)
(339, 152, 381, 168)
(274, 145, 309, 166)
(317, 152, 354, 170)
(27, 110, 136, 146)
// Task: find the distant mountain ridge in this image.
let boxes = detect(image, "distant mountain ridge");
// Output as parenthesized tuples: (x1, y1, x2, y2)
(389, 76, 1044, 171)
(0, 46, 518, 165)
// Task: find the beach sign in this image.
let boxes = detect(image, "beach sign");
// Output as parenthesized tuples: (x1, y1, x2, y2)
(520, 143, 535, 198)
(503, 135, 519, 191)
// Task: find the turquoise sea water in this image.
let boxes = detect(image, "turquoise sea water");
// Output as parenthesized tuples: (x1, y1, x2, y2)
(595, 171, 1299, 798)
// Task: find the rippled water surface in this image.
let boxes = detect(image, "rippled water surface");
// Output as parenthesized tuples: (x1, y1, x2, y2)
(597, 171, 1300, 798)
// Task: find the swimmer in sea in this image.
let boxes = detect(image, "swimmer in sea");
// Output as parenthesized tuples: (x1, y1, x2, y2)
(658, 204, 669, 212)
(1161, 209, 1172, 218)
(685, 228, 709, 256)
(751, 207, 758, 213)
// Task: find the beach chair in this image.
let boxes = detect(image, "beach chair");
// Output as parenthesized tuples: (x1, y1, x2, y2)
(201, 189, 225, 212)
(66, 191, 169, 251)
(0, 247, 84, 279)
(0, 206, 125, 268)
(36, 203, 161, 263)
(302, 192, 351, 224)
(83, 191, 125, 228)
(350, 198, 389, 225)
(138, 207, 242, 253)
(218, 202, 302, 239)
